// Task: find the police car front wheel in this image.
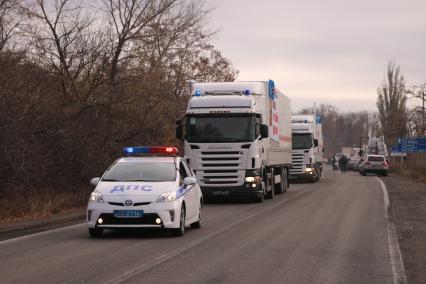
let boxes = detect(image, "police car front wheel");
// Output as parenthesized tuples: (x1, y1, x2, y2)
(190, 202, 202, 229)
(171, 206, 186, 237)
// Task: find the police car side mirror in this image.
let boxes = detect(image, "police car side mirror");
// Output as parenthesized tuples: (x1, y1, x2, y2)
(184, 177, 196, 186)
(90, 177, 100, 186)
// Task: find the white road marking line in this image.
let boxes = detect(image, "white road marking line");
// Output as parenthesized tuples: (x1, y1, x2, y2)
(0, 223, 85, 246)
(104, 188, 313, 284)
(375, 177, 407, 284)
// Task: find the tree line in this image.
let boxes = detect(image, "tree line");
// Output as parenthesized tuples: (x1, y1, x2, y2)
(377, 62, 425, 146)
(0, 0, 237, 217)
(300, 62, 425, 158)
(298, 104, 380, 157)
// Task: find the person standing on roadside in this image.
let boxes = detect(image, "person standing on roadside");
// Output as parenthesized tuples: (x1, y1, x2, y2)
(339, 155, 349, 174)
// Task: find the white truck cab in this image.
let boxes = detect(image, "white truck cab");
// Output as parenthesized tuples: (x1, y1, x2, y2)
(176, 81, 292, 202)
(290, 115, 324, 183)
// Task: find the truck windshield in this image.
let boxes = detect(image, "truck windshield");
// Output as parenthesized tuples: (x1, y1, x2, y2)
(186, 115, 256, 143)
(292, 133, 313, 149)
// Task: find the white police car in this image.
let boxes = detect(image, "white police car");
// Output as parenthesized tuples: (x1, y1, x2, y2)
(87, 146, 203, 237)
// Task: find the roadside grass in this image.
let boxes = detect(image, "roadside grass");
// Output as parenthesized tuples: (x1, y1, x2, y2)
(390, 164, 426, 183)
(0, 188, 91, 224)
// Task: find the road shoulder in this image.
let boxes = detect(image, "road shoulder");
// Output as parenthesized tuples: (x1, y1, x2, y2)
(381, 173, 426, 283)
(0, 209, 85, 241)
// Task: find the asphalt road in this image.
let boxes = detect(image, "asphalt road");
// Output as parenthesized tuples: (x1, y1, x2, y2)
(0, 168, 397, 284)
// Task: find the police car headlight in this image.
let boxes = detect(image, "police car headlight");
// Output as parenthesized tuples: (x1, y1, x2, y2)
(89, 191, 104, 203)
(157, 192, 176, 203)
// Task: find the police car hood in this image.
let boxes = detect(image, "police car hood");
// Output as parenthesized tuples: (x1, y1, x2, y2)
(96, 181, 176, 197)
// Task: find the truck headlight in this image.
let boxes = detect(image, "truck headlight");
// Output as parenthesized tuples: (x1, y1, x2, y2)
(245, 169, 261, 184)
(89, 191, 104, 203)
(245, 176, 255, 183)
(305, 167, 313, 172)
(157, 192, 176, 203)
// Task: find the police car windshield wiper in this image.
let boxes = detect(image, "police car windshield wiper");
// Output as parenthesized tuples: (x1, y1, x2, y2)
(102, 178, 119, 181)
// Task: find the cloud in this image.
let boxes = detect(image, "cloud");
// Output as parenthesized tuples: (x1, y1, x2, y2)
(206, 0, 426, 111)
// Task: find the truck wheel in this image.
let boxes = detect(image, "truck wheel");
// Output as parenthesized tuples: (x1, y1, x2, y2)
(265, 169, 274, 199)
(254, 182, 265, 203)
(266, 188, 274, 199)
(275, 168, 284, 195)
(283, 169, 288, 192)
(254, 194, 264, 203)
(315, 169, 320, 181)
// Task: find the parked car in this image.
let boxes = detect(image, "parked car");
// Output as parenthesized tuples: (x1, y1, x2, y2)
(359, 155, 389, 176)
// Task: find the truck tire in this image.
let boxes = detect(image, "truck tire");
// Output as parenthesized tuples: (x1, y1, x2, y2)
(310, 173, 316, 183)
(265, 169, 274, 199)
(254, 182, 265, 203)
(275, 168, 284, 195)
(283, 168, 288, 193)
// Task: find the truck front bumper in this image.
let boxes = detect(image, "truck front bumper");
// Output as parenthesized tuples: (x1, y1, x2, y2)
(289, 171, 316, 181)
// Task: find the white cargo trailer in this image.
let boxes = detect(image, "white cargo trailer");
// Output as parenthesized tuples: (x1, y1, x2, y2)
(176, 80, 292, 202)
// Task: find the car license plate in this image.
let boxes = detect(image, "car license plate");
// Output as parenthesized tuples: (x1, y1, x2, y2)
(113, 210, 143, 218)
(213, 191, 229, 196)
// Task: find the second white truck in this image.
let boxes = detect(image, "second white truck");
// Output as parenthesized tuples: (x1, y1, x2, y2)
(176, 80, 292, 202)
(290, 114, 324, 182)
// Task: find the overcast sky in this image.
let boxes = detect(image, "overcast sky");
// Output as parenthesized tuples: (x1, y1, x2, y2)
(205, 0, 426, 112)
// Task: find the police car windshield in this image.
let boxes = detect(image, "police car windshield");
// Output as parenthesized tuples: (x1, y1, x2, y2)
(102, 162, 176, 182)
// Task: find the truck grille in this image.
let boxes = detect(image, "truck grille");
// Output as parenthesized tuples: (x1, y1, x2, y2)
(195, 150, 244, 187)
(290, 153, 304, 174)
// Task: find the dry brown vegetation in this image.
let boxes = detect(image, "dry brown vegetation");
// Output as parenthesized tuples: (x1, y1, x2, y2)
(0, 0, 237, 222)
(389, 153, 426, 183)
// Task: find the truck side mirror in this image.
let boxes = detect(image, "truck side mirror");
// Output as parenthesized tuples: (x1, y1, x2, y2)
(176, 120, 183, 140)
(260, 124, 269, 139)
(313, 139, 319, 147)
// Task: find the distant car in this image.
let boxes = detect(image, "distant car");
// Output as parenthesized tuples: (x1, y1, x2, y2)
(359, 155, 389, 176)
(87, 146, 203, 238)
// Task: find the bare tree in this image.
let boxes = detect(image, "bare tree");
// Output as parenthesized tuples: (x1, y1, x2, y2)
(100, 0, 183, 84)
(22, 0, 105, 99)
(0, 0, 22, 51)
(406, 83, 425, 136)
(376, 61, 407, 142)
